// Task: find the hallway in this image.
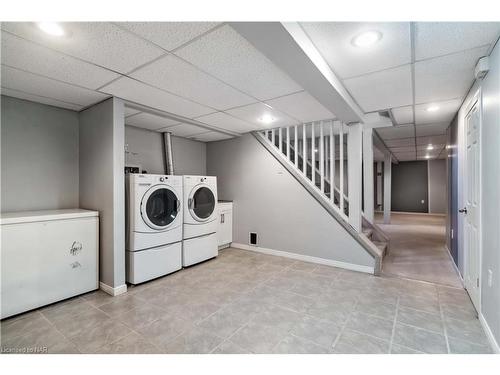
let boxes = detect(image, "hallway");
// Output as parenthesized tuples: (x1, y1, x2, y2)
(376, 212, 462, 288)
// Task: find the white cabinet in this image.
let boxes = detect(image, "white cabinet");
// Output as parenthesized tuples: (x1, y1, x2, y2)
(1, 209, 99, 319)
(217, 202, 233, 249)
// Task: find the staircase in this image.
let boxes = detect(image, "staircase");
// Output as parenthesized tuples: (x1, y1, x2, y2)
(253, 120, 389, 275)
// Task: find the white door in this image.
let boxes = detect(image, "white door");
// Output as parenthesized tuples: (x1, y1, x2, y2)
(463, 98, 481, 312)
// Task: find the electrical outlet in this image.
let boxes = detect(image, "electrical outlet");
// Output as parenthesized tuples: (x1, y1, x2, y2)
(488, 269, 493, 287)
(451, 229, 454, 239)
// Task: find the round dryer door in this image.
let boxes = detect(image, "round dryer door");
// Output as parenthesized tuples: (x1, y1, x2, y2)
(189, 186, 215, 222)
(141, 185, 180, 230)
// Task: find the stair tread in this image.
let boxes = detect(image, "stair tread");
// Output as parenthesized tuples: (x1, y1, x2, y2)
(362, 228, 373, 238)
(372, 241, 388, 257)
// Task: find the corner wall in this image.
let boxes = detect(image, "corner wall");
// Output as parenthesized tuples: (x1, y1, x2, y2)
(79, 98, 125, 290)
(206, 133, 375, 270)
(1, 96, 79, 212)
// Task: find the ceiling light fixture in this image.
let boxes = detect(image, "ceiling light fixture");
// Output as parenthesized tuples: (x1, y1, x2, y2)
(259, 114, 275, 124)
(427, 144, 434, 150)
(352, 31, 382, 48)
(426, 105, 440, 112)
(37, 22, 65, 36)
(425, 154, 431, 159)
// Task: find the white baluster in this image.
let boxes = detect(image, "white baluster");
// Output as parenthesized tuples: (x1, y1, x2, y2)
(302, 124, 307, 175)
(311, 122, 315, 186)
(286, 127, 290, 160)
(271, 128, 276, 147)
(294, 125, 298, 167)
(339, 122, 344, 214)
(330, 121, 334, 204)
(279, 128, 282, 153)
(320, 121, 324, 193)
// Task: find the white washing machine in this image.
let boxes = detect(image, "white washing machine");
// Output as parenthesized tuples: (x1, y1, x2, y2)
(182, 175, 218, 267)
(126, 174, 183, 284)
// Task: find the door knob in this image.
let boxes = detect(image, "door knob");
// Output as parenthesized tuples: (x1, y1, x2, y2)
(459, 207, 468, 214)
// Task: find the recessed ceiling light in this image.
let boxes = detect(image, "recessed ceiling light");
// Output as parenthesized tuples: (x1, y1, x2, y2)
(259, 114, 275, 124)
(351, 31, 382, 48)
(427, 144, 434, 150)
(425, 154, 431, 159)
(37, 22, 65, 37)
(426, 105, 440, 112)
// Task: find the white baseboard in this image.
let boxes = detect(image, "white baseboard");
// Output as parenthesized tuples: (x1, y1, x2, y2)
(479, 313, 500, 353)
(99, 282, 127, 297)
(444, 245, 464, 286)
(231, 243, 374, 274)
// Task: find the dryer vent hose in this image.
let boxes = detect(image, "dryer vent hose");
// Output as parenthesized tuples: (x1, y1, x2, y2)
(163, 132, 174, 175)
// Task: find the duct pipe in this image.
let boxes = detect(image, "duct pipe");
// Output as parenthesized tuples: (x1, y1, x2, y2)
(163, 132, 174, 175)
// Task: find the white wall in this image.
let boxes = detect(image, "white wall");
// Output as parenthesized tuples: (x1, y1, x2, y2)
(428, 159, 447, 214)
(124, 125, 206, 176)
(79, 98, 125, 290)
(207, 133, 375, 269)
(457, 39, 500, 349)
(1, 96, 79, 212)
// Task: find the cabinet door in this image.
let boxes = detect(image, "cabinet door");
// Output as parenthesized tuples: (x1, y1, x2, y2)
(217, 210, 232, 246)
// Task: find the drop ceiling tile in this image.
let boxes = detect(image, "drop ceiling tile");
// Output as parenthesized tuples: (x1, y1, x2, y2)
(157, 123, 208, 137)
(416, 144, 445, 152)
(115, 22, 220, 51)
(189, 131, 234, 142)
(195, 112, 255, 133)
(343, 64, 412, 112)
(1, 22, 164, 74)
(124, 107, 141, 117)
(384, 138, 415, 148)
(415, 122, 450, 137)
(414, 46, 489, 103)
(100, 77, 214, 118)
(375, 124, 415, 140)
(175, 25, 302, 100)
(389, 146, 416, 153)
(416, 135, 447, 146)
(265, 91, 335, 123)
(417, 149, 442, 158)
(301, 22, 411, 79)
(1, 32, 120, 90)
(415, 99, 461, 125)
(131, 54, 256, 110)
(1, 65, 109, 107)
(393, 152, 416, 161)
(391, 106, 413, 125)
(125, 112, 180, 130)
(415, 22, 500, 60)
(225, 102, 299, 129)
(1, 87, 82, 111)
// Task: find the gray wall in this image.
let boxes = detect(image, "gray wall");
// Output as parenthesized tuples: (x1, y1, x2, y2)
(124, 125, 206, 176)
(428, 159, 446, 214)
(446, 116, 459, 266)
(1, 96, 79, 212)
(391, 161, 429, 213)
(478, 38, 500, 348)
(125, 125, 165, 174)
(207, 133, 375, 269)
(79, 98, 125, 289)
(171, 135, 206, 176)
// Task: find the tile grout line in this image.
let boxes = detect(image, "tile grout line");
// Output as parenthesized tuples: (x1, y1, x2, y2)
(388, 296, 401, 353)
(437, 288, 451, 353)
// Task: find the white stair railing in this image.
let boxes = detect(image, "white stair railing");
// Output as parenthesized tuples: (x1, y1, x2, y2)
(259, 120, 357, 225)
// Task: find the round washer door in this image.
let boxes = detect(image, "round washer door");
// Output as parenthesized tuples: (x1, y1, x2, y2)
(140, 185, 180, 230)
(188, 185, 215, 222)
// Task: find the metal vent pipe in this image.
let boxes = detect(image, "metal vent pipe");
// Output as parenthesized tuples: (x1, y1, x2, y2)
(163, 132, 174, 175)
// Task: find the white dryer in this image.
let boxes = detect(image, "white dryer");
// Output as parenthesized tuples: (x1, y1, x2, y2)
(126, 174, 183, 284)
(182, 175, 218, 267)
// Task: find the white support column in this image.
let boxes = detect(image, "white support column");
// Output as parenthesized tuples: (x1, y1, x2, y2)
(330, 121, 335, 204)
(363, 127, 374, 223)
(383, 153, 392, 224)
(286, 127, 290, 159)
(347, 122, 363, 232)
(376, 161, 383, 211)
(278, 128, 283, 153)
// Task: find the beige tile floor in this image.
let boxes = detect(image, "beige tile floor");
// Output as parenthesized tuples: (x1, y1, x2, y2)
(377, 212, 462, 288)
(0, 247, 492, 354)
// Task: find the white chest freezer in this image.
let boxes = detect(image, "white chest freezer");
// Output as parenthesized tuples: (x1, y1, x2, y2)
(1, 209, 99, 319)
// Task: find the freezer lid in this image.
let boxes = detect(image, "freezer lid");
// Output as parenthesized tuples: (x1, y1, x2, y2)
(1, 209, 99, 225)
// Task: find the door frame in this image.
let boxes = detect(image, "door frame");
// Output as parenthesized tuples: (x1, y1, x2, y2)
(461, 87, 482, 313)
